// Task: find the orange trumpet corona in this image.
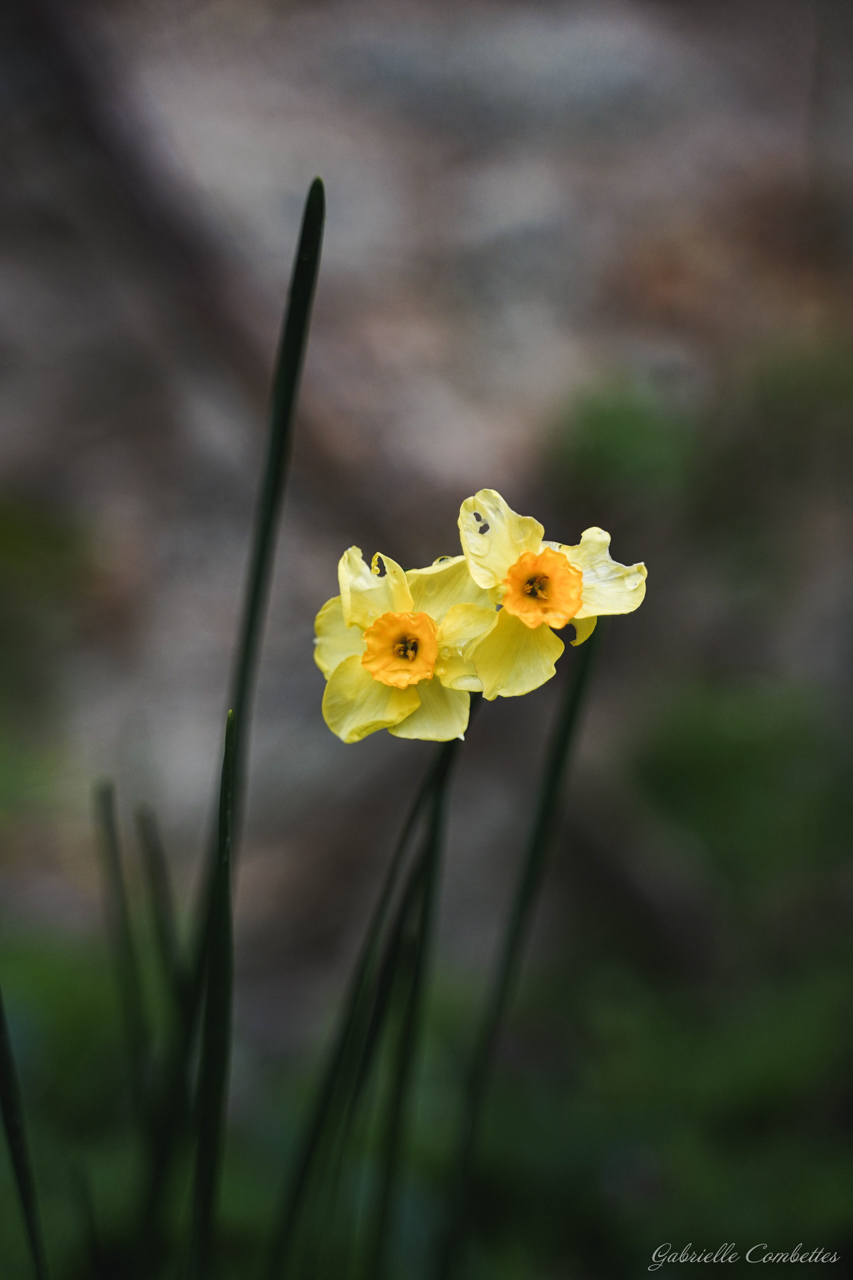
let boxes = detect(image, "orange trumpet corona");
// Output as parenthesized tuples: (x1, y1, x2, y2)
(501, 548, 583, 630)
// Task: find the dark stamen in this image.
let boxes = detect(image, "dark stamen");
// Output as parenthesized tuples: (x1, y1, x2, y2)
(473, 512, 482, 522)
(478, 522, 490, 534)
(523, 575, 549, 599)
(394, 635, 419, 661)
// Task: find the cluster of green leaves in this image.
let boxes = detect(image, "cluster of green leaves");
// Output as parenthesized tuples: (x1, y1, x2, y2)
(0, 177, 327, 1280)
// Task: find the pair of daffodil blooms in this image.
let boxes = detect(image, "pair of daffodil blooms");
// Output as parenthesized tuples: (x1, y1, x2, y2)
(314, 489, 647, 743)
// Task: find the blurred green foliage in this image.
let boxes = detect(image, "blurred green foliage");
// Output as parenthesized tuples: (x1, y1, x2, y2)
(455, 676, 853, 1278)
(636, 681, 852, 894)
(550, 380, 697, 504)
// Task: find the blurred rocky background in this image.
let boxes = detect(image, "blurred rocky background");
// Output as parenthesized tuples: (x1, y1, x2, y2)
(3, 0, 853, 1275)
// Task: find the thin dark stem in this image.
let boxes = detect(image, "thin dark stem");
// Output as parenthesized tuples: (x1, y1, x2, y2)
(136, 975, 197, 1242)
(188, 711, 236, 1280)
(315, 839, 431, 1280)
(367, 743, 457, 1280)
(0, 984, 50, 1280)
(93, 781, 150, 1123)
(265, 741, 456, 1280)
(436, 632, 601, 1280)
(136, 805, 187, 1015)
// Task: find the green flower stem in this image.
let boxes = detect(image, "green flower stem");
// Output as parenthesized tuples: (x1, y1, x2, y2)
(366, 741, 457, 1280)
(313, 828, 439, 1280)
(136, 804, 187, 1016)
(0, 983, 49, 1280)
(188, 711, 236, 1280)
(94, 781, 150, 1124)
(266, 739, 459, 1280)
(436, 629, 601, 1280)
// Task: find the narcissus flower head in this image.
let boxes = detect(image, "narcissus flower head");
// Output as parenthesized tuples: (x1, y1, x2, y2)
(314, 548, 496, 743)
(458, 489, 647, 700)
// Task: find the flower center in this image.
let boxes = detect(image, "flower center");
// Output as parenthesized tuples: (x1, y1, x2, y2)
(502, 547, 582, 629)
(523, 575, 549, 599)
(362, 611, 438, 688)
(394, 635, 419, 660)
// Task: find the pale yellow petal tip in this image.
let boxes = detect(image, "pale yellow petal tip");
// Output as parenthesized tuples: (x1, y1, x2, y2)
(338, 546, 414, 629)
(566, 529, 648, 618)
(570, 615, 597, 647)
(337, 544, 364, 584)
(458, 489, 545, 591)
(610, 562, 648, 612)
(579, 525, 609, 543)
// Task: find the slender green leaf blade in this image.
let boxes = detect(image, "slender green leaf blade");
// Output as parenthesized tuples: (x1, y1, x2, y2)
(135, 180, 325, 1240)
(94, 780, 150, 1120)
(136, 804, 186, 1013)
(229, 175, 326, 807)
(0, 984, 49, 1280)
(188, 710, 237, 1280)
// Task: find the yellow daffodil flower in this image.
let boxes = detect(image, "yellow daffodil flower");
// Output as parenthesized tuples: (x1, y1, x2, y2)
(314, 548, 496, 743)
(458, 488, 647, 700)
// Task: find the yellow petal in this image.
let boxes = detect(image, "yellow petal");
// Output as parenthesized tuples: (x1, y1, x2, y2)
(458, 490, 544, 590)
(314, 596, 366, 678)
(338, 547, 414, 630)
(438, 603, 498, 655)
(433, 654, 482, 692)
(389, 678, 470, 741)
(406, 555, 493, 622)
(570, 615, 597, 647)
(432, 603, 497, 690)
(322, 655, 419, 743)
(470, 608, 564, 699)
(554, 528, 647, 618)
